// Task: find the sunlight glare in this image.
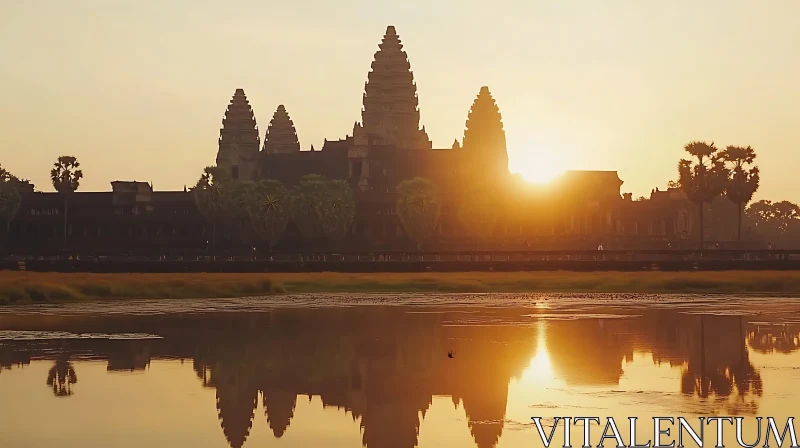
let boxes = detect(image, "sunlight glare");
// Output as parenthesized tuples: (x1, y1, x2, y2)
(511, 148, 565, 184)
(521, 322, 556, 384)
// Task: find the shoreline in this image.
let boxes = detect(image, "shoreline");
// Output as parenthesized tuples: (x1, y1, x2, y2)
(3, 271, 800, 304)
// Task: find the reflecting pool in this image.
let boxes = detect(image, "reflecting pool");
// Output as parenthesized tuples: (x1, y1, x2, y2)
(0, 294, 798, 448)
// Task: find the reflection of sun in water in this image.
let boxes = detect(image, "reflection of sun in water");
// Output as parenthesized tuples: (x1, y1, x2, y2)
(512, 149, 565, 184)
(521, 322, 555, 384)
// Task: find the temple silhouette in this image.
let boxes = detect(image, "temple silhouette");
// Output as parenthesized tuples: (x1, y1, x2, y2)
(0, 307, 785, 448)
(8, 26, 741, 254)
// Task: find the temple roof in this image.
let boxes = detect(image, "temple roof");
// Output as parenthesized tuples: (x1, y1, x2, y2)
(462, 86, 506, 153)
(220, 89, 260, 147)
(222, 89, 258, 132)
(263, 105, 300, 154)
(262, 389, 297, 438)
(361, 26, 431, 149)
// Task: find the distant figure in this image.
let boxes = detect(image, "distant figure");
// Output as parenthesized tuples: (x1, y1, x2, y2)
(597, 243, 604, 251)
(447, 350, 455, 359)
(768, 242, 773, 250)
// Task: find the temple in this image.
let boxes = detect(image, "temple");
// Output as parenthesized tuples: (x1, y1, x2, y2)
(263, 105, 300, 154)
(216, 89, 260, 182)
(0, 308, 774, 448)
(6, 25, 746, 255)
(361, 26, 431, 150)
(461, 86, 508, 180)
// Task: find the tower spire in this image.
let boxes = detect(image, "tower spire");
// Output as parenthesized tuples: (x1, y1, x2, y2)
(263, 105, 300, 154)
(361, 26, 432, 149)
(216, 88, 260, 181)
(462, 86, 508, 176)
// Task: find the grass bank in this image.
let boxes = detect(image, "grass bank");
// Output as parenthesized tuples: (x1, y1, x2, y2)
(3, 271, 800, 304)
(0, 272, 285, 305)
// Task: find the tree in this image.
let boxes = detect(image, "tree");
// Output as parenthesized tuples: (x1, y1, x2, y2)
(290, 175, 355, 246)
(457, 182, 498, 248)
(290, 175, 327, 241)
(0, 165, 22, 237)
(745, 200, 800, 247)
(719, 145, 760, 241)
(46, 356, 78, 397)
(676, 142, 728, 249)
(319, 180, 355, 243)
(246, 180, 292, 250)
(771, 201, 800, 232)
(396, 177, 441, 249)
(192, 166, 233, 254)
(50, 156, 83, 247)
(226, 181, 256, 247)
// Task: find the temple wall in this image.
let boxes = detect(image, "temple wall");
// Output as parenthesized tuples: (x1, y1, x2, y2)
(5, 170, 724, 255)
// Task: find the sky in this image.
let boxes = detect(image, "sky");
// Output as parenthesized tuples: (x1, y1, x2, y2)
(1, 0, 799, 201)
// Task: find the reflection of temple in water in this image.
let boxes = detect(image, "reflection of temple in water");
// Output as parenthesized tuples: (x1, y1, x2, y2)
(748, 323, 800, 354)
(546, 318, 635, 385)
(1, 308, 794, 448)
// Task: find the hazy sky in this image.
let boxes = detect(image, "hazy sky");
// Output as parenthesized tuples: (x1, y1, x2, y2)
(1, 0, 799, 200)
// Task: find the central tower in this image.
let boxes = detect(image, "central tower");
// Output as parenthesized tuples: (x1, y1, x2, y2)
(216, 88, 260, 181)
(361, 26, 431, 150)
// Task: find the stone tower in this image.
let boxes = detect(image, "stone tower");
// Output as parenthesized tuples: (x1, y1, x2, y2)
(361, 26, 432, 150)
(263, 105, 301, 154)
(462, 86, 508, 178)
(216, 88, 260, 181)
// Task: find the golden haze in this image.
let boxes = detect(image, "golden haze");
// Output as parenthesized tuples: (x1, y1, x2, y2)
(1, 2, 800, 199)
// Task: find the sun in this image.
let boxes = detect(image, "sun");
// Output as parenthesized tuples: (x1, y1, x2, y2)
(511, 148, 566, 184)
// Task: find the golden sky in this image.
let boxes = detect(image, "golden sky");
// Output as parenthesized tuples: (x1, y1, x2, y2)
(1, 1, 799, 200)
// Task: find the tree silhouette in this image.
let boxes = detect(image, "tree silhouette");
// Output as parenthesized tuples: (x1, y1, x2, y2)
(0, 165, 22, 247)
(771, 201, 800, 233)
(677, 142, 728, 249)
(46, 357, 78, 397)
(319, 179, 355, 244)
(396, 177, 441, 249)
(748, 325, 800, 354)
(746, 200, 800, 246)
(291, 175, 355, 246)
(226, 181, 257, 248)
(290, 175, 328, 241)
(192, 166, 233, 254)
(747, 200, 775, 230)
(719, 145, 760, 241)
(49, 156, 83, 247)
(245, 180, 292, 251)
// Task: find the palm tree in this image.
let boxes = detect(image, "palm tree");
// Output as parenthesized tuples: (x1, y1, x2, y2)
(50, 156, 83, 247)
(226, 181, 256, 249)
(719, 146, 760, 242)
(46, 357, 78, 397)
(677, 142, 728, 249)
(290, 175, 328, 242)
(319, 179, 355, 244)
(192, 166, 232, 254)
(396, 177, 441, 249)
(289, 175, 355, 248)
(245, 180, 292, 251)
(0, 166, 22, 247)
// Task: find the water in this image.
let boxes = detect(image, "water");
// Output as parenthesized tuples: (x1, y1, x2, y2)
(0, 294, 798, 448)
